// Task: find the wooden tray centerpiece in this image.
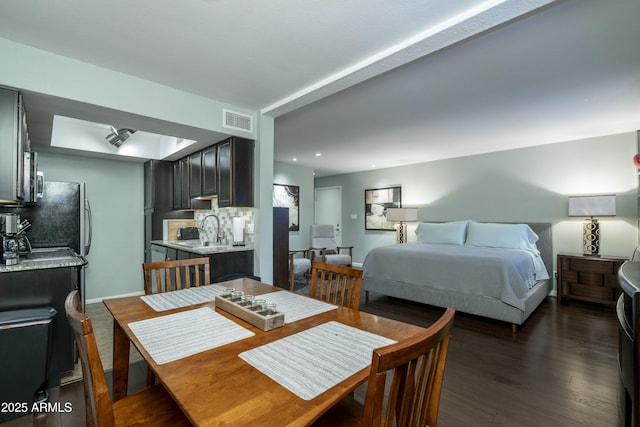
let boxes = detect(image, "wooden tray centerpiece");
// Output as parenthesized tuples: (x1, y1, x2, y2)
(215, 293, 285, 331)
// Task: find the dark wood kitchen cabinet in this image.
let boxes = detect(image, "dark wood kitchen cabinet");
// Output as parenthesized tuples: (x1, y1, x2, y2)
(0, 266, 80, 388)
(145, 160, 197, 261)
(217, 137, 254, 207)
(201, 145, 217, 197)
(175, 248, 254, 282)
(188, 146, 217, 198)
(189, 152, 202, 198)
(173, 158, 187, 210)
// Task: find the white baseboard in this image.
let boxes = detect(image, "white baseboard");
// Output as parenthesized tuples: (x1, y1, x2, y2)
(86, 290, 144, 305)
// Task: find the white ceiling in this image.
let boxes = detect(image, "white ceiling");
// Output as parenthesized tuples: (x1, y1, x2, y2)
(0, 0, 638, 176)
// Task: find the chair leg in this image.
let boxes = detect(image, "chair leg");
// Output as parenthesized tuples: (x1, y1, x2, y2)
(146, 364, 156, 386)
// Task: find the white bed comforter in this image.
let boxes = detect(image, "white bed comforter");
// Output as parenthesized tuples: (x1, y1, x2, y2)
(362, 243, 549, 311)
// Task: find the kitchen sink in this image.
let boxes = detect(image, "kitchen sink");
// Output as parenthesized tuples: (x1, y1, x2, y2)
(175, 240, 225, 249)
(23, 247, 78, 262)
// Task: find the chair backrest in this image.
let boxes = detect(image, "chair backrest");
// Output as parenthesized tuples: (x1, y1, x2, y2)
(310, 224, 338, 252)
(362, 307, 455, 427)
(64, 290, 115, 427)
(142, 257, 211, 294)
(309, 261, 362, 310)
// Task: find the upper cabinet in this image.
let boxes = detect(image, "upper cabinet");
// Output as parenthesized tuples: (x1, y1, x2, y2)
(217, 137, 254, 208)
(144, 160, 173, 211)
(201, 145, 217, 197)
(188, 152, 202, 198)
(170, 137, 253, 210)
(0, 89, 28, 204)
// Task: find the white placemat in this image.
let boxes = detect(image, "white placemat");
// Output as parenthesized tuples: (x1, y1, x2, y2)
(259, 291, 337, 323)
(239, 321, 396, 400)
(141, 284, 227, 311)
(129, 307, 254, 364)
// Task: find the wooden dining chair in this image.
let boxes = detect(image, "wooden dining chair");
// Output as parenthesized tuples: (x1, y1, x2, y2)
(313, 307, 455, 427)
(64, 290, 191, 427)
(142, 257, 210, 294)
(309, 261, 363, 310)
(142, 257, 210, 385)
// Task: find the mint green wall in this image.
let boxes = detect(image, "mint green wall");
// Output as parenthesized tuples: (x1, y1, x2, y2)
(274, 162, 315, 251)
(38, 152, 144, 302)
(0, 37, 278, 292)
(315, 132, 639, 280)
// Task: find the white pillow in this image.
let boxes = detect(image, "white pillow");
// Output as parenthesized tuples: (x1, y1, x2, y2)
(465, 221, 539, 251)
(415, 221, 468, 245)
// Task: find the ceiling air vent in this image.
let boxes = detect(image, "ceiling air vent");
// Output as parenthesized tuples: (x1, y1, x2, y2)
(223, 109, 253, 133)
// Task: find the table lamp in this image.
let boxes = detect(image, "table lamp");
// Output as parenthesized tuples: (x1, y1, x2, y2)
(568, 195, 616, 256)
(386, 208, 418, 243)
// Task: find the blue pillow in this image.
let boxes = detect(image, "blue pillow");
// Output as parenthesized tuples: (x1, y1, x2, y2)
(465, 222, 539, 251)
(415, 221, 468, 245)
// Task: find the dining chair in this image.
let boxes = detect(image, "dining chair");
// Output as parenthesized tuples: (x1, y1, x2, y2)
(142, 257, 210, 385)
(309, 261, 363, 310)
(310, 224, 354, 266)
(142, 257, 210, 294)
(313, 307, 456, 427)
(289, 249, 311, 291)
(64, 290, 191, 427)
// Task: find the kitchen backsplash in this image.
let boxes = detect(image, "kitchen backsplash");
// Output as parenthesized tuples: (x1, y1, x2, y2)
(193, 200, 255, 246)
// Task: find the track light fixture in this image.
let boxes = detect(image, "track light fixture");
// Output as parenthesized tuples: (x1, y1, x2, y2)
(106, 126, 136, 147)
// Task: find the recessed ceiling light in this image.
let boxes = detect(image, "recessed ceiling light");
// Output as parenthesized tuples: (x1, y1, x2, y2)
(315, 153, 322, 157)
(292, 158, 297, 161)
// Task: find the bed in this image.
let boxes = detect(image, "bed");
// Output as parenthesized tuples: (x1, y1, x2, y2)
(362, 221, 553, 331)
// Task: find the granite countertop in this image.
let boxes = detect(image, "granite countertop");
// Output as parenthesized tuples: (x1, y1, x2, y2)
(0, 255, 87, 273)
(151, 240, 254, 255)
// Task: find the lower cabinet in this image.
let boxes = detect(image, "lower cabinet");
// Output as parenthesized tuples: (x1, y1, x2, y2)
(174, 249, 254, 282)
(0, 266, 80, 388)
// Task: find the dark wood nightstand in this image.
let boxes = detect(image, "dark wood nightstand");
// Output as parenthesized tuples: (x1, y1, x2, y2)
(557, 252, 627, 306)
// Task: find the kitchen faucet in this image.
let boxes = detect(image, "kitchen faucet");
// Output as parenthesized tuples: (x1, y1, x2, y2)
(198, 214, 225, 244)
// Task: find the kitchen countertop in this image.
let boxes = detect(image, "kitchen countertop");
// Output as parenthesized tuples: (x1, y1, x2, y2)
(151, 240, 254, 255)
(0, 255, 87, 273)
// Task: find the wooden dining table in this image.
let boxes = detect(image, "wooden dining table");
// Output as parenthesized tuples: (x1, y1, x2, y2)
(103, 278, 425, 426)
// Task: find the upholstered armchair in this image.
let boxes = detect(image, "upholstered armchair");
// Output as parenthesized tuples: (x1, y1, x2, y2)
(310, 224, 353, 266)
(288, 249, 311, 291)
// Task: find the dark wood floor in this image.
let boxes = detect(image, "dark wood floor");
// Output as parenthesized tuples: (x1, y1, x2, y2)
(361, 293, 620, 427)
(1, 294, 620, 426)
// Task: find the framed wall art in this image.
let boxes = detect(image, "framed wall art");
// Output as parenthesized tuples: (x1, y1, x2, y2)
(364, 186, 401, 230)
(273, 183, 300, 231)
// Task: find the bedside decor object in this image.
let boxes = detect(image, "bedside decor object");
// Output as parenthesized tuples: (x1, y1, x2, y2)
(386, 208, 418, 243)
(365, 186, 401, 230)
(568, 194, 616, 256)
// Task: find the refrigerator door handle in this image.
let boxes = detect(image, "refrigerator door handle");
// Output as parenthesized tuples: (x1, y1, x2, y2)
(85, 199, 93, 255)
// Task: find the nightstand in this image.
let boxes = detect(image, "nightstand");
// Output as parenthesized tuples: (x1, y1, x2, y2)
(557, 252, 627, 306)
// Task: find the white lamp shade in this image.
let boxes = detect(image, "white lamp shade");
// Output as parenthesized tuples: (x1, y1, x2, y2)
(568, 195, 616, 217)
(386, 208, 418, 222)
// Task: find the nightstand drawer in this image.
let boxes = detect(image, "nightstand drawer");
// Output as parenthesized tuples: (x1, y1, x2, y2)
(568, 282, 615, 301)
(569, 258, 615, 274)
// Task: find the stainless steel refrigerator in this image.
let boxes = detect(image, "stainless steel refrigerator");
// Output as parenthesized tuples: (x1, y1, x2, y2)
(13, 181, 92, 305)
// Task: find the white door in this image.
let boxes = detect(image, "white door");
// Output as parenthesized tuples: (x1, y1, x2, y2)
(314, 186, 342, 246)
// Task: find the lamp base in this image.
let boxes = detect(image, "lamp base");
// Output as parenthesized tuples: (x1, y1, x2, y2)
(582, 218, 601, 257)
(396, 222, 408, 244)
